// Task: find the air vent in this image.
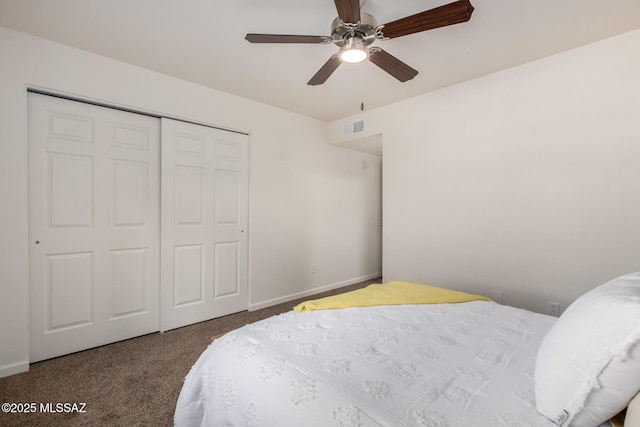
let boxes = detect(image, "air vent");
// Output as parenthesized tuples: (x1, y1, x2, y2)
(343, 120, 364, 136)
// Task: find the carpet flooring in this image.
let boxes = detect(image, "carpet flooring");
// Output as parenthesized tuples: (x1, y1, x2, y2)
(0, 279, 376, 426)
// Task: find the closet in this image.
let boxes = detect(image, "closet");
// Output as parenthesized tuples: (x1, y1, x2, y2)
(28, 93, 248, 362)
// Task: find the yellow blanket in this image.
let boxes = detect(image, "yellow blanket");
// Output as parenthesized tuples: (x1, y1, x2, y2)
(293, 281, 491, 312)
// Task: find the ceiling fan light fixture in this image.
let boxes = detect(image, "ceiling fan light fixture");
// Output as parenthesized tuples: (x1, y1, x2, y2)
(245, 0, 475, 85)
(339, 37, 368, 63)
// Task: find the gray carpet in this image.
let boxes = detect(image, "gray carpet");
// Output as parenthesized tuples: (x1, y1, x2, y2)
(0, 279, 376, 426)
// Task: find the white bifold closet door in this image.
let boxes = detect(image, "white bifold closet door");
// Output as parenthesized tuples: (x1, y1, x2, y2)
(28, 94, 249, 362)
(160, 118, 249, 332)
(28, 93, 161, 362)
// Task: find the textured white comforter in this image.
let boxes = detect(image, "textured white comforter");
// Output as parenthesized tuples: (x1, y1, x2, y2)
(175, 301, 559, 426)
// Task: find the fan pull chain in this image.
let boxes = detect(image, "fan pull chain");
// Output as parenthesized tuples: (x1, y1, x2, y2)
(360, 62, 365, 111)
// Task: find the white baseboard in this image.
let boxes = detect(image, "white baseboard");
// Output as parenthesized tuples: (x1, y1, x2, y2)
(0, 359, 29, 378)
(249, 273, 381, 311)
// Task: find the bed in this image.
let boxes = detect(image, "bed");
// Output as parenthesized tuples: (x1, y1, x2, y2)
(174, 276, 640, 427)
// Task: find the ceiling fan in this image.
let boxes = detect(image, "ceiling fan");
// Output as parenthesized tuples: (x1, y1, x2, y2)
(245, 0, 474, 86)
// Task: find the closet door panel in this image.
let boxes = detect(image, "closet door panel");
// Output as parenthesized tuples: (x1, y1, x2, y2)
(161, 118, 248, 331)
(29, 93, 160, 362)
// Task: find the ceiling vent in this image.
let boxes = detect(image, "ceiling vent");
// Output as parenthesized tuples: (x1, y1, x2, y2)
(343, 119, 364, 136)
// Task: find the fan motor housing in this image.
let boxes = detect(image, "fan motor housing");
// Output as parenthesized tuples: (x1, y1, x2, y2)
(331, 12, 379, 47)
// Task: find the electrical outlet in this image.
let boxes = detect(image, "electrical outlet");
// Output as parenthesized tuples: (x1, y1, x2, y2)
(548, 302, 560, 317)
(492, 290, 503, 304)
(310, 264, 316, 274)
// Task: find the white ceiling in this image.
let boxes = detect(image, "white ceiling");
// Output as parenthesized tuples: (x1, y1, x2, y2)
(1, 0, 640, 122)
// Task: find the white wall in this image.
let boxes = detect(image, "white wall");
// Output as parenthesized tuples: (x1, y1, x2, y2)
(330, 29, 640, 315)
(0, 27, 382, 377)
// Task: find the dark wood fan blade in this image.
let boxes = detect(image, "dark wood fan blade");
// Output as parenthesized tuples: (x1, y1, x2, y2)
(308, 55, 342, 86)
(379, 0, 474, 39)
(245, 34, 331, 44)
(334, 0, 361, 24)
(369, 48, 418, 82)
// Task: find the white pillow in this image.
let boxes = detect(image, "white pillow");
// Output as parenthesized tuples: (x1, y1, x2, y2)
(534, 272, 640, 426)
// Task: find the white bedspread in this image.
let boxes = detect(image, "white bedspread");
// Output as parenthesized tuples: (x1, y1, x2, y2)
(175, 301, 559, 426)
